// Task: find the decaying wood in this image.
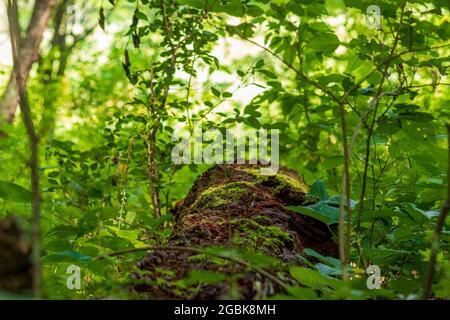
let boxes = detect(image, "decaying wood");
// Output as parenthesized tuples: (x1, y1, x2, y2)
(133, 164, 337, 299)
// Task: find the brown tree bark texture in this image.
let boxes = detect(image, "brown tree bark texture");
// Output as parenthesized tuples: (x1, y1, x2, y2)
(0, 0, 57, 125)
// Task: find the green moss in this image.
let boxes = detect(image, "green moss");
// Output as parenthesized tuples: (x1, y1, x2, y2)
(177, 214, 227, 239)
(190, 181, 258, 211)
(241, 168, 308, 194)
(230, 216, 294, 251)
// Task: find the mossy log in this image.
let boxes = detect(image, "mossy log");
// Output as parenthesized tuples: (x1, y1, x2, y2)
(133, 164, 337, 299)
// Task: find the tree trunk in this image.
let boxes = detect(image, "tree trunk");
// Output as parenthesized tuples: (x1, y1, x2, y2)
(133, 164, 337, 299)
(0, 0, 57, 126)
(0, 216, 32, 294)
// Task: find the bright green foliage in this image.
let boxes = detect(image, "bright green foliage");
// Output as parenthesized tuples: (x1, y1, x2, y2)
(0, 0, 449, 300)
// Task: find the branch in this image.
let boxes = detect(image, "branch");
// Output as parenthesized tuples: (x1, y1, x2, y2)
(96, 245, 289, 291)
(241, 37, 343, 106)
(423, 124, 450, 299)
(341, 43, 450, 102)
(407, 83, 450, 89)
(353, 5, 406, 231)
(7, 0, 42, 299)
(160, 0, 177, 109)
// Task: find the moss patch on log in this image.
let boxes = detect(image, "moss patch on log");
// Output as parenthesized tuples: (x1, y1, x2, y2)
(230, 216, 294, 251)
(189, 181, 261, 211)
(238, 167, 314, 205)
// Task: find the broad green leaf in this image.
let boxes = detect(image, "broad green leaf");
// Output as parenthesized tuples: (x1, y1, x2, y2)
(308, 33, 340, 53)
(107, 225, 140, 241)
(287, 201, 341, 225)
(0, 180, 33, 203)
(290, 267, 338, 291)
(180, 270, 226, 286)
(359, 208, 410, 222)
(303, 248, 340, 269)
(401, 203, 441, 223)
(364, 248, 413, 265)
(46, 251, 92, 262)
(309, 180, 329, 200)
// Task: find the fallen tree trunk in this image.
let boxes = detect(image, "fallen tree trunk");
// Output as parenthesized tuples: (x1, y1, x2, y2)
(133, 164, 337, 299)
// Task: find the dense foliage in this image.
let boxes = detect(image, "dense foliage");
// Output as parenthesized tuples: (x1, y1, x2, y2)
(0, 0, 449, 300)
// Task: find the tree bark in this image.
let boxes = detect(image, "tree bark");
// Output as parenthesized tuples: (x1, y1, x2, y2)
(0, 0, 57, 126)
(7, 0, 43, 299)
(133, 164, 337, 299)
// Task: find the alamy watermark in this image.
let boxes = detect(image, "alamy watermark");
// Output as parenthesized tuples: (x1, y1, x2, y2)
(367, 5, 381, 30)
(171, 121, 280, 175)
(66, 264, 81, 290)
(366, 265, 382, 290)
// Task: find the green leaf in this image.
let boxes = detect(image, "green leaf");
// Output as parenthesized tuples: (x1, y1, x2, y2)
(308, 33, 340, 53)
(180, 270, 226, 286)
(246, 5, 264, 17)
(309, 180, 329, 200)
(134, 10, 148, 21)
(359, 208, 410, 223)
(270, 122, 289, 130)
(287, 201, 341, 225)
(98, 7, 105, 31)
(243, 116, 261, 129)
(107, 226, 140, 241)
(211, 87, 221, 97)
(259, 69, 277, 79)
(364, 248, 413, 265)
(0, 180, 32, 203)
(290, 267, 338, 291)
(46, 251, 92, 262)
(326, 195, 357, 209)
(220, 3, 245, 17)
(398, 112, 434, 122)
(401, 203, 440, 223)
(303, 248, 340, 268)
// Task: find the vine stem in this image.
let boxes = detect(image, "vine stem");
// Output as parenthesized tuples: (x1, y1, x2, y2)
(423, 124, 450, 299)
(96, 246, 290, 291)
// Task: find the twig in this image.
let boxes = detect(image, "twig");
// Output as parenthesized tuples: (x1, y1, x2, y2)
(241, 37, 343, 106)
(338, 103, 352, 280)
(342, 43, 450, 101)
(354, 5, 405, 230)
